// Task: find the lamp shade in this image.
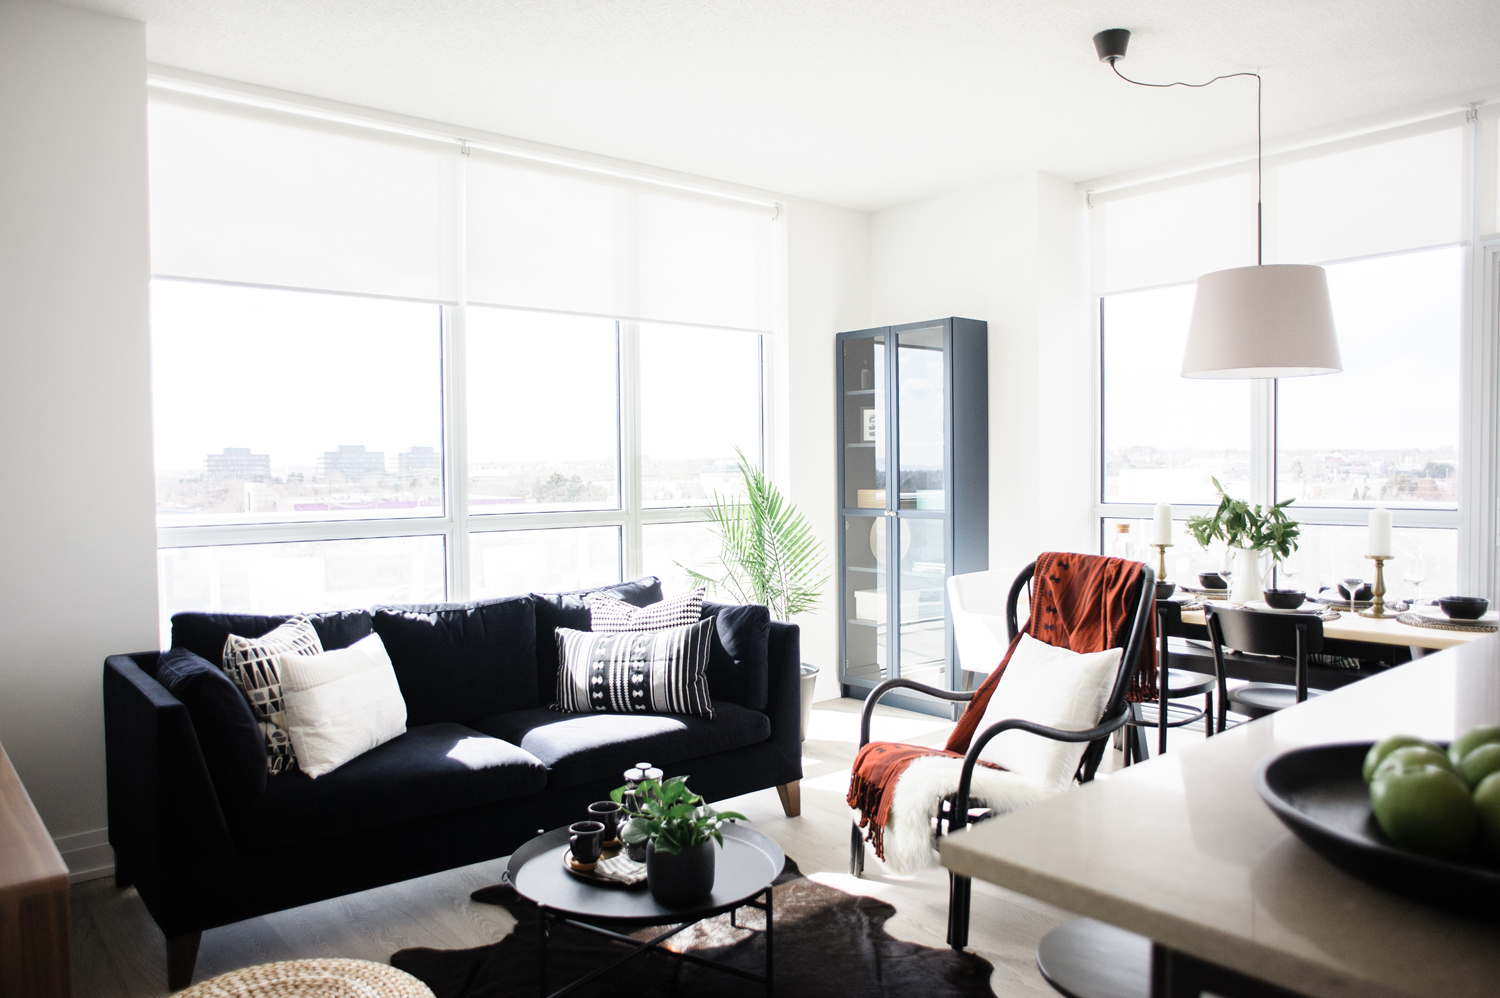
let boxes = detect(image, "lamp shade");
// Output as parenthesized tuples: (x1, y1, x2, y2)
(1182, 264, 1341, 379)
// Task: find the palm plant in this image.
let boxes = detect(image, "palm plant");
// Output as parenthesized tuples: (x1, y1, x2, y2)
(679, 448, 829, 621)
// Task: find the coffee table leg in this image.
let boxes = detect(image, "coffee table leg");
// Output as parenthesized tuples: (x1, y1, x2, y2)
(764, 885, 774, 996)
(537, 905, 547, 998)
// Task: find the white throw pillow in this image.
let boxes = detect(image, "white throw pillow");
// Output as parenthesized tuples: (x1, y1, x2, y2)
(278, 633, 407, 778)
(973, 633, 1122, 791)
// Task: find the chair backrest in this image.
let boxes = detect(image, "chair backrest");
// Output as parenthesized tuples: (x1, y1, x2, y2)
(1001, 557, 1156, 782)
(1203, 604, 1324, 656)
(947, 571, 1012, 676)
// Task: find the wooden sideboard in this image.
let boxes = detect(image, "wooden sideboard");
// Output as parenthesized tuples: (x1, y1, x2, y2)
(0, 741, 69, 998)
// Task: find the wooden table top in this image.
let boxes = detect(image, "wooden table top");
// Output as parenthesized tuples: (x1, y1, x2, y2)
(0, 741, 67, 902)
(940, 635, 1500, 998)
(1178, 603, 1487, 650)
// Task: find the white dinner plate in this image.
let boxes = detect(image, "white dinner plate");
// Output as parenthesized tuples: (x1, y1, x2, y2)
(1406, 605, 1500, 627)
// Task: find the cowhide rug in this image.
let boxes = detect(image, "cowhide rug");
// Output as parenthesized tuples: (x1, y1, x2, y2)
(391, 859, 997, 998)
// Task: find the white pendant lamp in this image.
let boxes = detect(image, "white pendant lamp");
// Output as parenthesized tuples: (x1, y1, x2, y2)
(1094, 29, 1342, 380)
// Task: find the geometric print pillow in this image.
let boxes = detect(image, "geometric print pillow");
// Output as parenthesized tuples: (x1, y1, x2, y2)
(552, 618, 715, 719)
(222, 616, 323, 774)
(589, 587, 705, 633)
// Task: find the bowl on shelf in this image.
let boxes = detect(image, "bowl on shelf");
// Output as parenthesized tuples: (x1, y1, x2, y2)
(1262, 588, 1306, 610)
(1198, 572, 1227, 591)
(1155, 580, 1177, 600)
(1438, 596, 1489, 620)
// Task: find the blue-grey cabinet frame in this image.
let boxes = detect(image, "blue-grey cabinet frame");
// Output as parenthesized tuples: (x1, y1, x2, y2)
(835, 317, 988, 719)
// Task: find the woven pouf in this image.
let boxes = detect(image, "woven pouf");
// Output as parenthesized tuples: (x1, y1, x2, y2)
(176, 958, 434, 998)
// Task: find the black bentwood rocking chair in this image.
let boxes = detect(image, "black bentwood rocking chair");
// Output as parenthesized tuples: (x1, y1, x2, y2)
(850, 558, 1156, 950)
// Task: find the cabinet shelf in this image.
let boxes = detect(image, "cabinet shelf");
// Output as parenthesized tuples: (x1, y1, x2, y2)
(845, 388, 877, 396)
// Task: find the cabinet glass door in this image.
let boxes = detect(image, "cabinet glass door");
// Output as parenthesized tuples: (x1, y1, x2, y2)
(843, 512, 887, 684)
(896, 515, 947, 687)
(842, 334, 886, 511)
(896, 324, 945, 511)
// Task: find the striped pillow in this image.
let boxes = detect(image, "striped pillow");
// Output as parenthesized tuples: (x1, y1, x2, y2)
(553, 619, 715, 719)
(589, 587, 705, 633)
(222, 615, 324, 773)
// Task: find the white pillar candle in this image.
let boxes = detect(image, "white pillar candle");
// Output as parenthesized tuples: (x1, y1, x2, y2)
(1368, 507, 1393, 558)
(1151, 502, 1173, 546)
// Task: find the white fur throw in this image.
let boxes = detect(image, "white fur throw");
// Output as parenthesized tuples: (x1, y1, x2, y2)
(879, 755, 1052, 873)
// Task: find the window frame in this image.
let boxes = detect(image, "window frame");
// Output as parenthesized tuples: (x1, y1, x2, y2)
(1091, 108, 1500, 600)
(149, 80, 777, 612)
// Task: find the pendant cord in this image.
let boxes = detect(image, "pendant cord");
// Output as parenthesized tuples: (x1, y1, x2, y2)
(1109, 63, 1263, 264)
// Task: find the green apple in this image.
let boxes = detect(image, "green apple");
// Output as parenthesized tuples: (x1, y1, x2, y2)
(1448, 726, 1500, 768)
(1369, 758, 1477, 859)
(1473, 772, 1500, 858)
(1458, 742, 1500, 789)
(1363, 735, 1443, 784)
(1372, 745, 1455, 782)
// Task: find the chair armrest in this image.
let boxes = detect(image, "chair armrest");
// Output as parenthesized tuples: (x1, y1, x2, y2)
(859, 678, 975, 748)
(950, 706, 1131, 834)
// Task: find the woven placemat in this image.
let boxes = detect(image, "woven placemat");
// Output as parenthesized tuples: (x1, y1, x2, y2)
(1397, 611, 1498, 633)
(177, 958, 434, 998)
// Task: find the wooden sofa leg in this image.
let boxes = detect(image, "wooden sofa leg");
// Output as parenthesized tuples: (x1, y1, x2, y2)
(167, 931, 201, 991)
(775, 781, 801, 817)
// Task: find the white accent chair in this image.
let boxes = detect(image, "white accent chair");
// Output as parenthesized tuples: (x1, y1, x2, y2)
(946, 570, 1015, 690)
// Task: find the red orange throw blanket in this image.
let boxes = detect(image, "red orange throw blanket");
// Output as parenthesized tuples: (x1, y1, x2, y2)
(847, 552, 1155, 861)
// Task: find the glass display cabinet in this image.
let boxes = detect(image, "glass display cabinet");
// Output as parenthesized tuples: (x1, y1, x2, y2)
(836, 317, 988, 717)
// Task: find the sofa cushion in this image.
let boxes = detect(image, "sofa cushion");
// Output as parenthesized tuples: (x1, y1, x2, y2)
(469, 700, 770, 789)
(553, 620, 715, 718)
(702, 601, 772, 710)
(371, 596, 536, 725)
(231, 721, 546, 849)
(590, 587, 704, 632)
(532, 577, 664, 700)
(155, 648, 267, 811)
(171, 609, 373, 665)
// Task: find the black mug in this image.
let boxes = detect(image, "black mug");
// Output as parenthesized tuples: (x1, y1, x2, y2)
(569, 820, 604, 867)
(588, 801, 623, 843)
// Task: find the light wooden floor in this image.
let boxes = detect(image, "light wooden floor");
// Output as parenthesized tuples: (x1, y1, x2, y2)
(72, 699, 1155, 997)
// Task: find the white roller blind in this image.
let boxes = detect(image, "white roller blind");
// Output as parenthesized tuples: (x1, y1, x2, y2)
(1098, 173, 1257, 293)
(1276, 126, 1463, 265)
(638, 193, 774, 330)
(148, 97, 457, 300)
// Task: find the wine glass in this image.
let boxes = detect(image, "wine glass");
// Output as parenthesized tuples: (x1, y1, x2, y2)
(1403, 552, 1427, 605)
(1342, 575, 1363, 613)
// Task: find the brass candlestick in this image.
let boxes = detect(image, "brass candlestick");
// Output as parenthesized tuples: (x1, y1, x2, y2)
(1151, 543, 1171, 581)
(1359, 554, 1393, 618)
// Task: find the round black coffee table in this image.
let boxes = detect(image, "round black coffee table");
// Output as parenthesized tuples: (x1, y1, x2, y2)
(507, 823, 784, 998)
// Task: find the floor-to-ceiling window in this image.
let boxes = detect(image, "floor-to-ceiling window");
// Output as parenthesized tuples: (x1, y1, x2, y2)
(1095, 108, 1500, 601)
(148, 85, 778, 641)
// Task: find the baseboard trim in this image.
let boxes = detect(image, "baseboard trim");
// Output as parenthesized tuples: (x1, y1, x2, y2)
(54, 827, 115, 884)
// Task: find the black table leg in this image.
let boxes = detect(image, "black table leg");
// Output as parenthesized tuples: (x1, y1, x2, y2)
(765, 884, 774, 997)
(537, 906, 547, 998)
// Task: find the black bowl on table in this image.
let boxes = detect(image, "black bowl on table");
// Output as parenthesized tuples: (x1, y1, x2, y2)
(1255, 743, 1500, 921)
(1198, 572, 1227, 591)
(1438, 596, 1489, 620)
(1262, 588, 1306, 610)
(1155, 580, 1177, 600)
(1336, 582, 1374, 602)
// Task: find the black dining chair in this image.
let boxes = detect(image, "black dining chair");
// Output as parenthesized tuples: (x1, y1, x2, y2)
(1121, 600, 1217, 764)
(1203, 603, 1325, 728)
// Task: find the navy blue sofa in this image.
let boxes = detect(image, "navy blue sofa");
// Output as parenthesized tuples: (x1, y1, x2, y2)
(102, 578, 802, 990)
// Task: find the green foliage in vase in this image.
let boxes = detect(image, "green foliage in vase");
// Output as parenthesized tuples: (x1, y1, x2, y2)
(679, 447, 829, 621)
(611, 776, 747, 855)
(1185, 477, 1301, 563)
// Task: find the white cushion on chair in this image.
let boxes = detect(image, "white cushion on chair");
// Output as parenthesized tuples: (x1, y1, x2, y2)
(973, 633, 1121, 791)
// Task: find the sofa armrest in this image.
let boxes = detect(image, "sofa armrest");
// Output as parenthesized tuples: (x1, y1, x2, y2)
(104, 654, 236, 935)
(761, 621, 803, 781)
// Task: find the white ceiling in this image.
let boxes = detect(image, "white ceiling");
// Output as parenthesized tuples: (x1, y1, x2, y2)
(71, 0, 1500, 211)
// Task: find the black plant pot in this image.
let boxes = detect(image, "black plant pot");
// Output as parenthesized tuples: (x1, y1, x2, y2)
(646, 839, 716, 907)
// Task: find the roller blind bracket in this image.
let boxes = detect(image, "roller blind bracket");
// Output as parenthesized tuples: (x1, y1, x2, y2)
(459, 141, 471, 157)
(1468, 103, 1480, 124)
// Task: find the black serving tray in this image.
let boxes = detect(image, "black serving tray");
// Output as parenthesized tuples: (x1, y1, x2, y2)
(1254, 742, 1500, 921)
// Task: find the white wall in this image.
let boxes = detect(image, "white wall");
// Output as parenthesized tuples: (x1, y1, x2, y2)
(870, 172, 1094, 588)
(0, 0, 156, 879)
(778, 198, 871, 702)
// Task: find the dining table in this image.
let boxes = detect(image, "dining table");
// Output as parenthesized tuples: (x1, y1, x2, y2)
(1177, 599, 1487, 651)
(939, 633, 1500, 998)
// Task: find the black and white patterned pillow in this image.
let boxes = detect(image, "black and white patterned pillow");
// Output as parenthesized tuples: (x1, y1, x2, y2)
(222, 615, 323, 773)
(590, 587, 705, 632)
(553, 619, 714, 719)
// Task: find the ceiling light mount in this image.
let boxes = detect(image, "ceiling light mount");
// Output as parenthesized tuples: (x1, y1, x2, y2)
(1092, 29, 1131, 66)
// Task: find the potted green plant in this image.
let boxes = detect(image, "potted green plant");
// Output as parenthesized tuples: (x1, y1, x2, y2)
(1185, 477, 1301, 604)
(680, 448, 830, 740)
(614, 776, 747, 906)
